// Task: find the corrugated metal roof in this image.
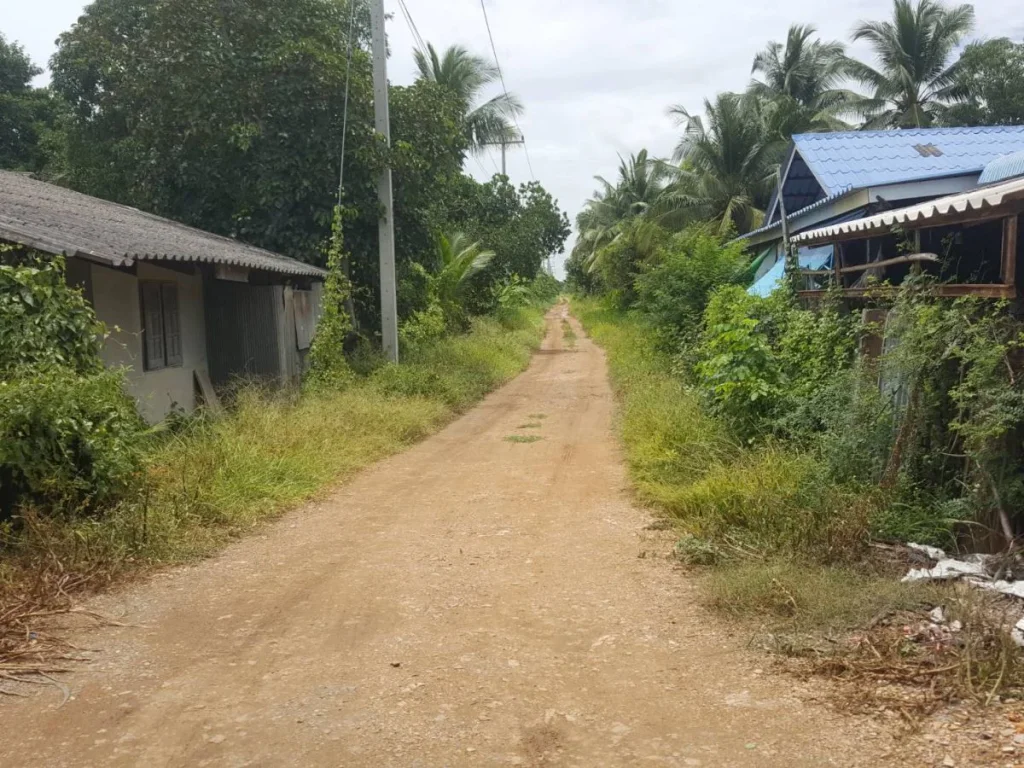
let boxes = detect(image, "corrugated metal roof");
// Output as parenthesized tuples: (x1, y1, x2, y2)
(792, 126, 1024, 195)
(738, 186, 855, 241)
(979, 149, 1024, 185)
(0, 171, 326, 278)
(792, 175, 1024, 246)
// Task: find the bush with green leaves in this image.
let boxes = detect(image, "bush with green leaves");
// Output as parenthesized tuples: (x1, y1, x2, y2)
(634, 225, 748, 351)
(1, 252, 144, 515)
(0, 250, 104, 373)
(695, 286, 783, 441)
(1, 365, 144, 513)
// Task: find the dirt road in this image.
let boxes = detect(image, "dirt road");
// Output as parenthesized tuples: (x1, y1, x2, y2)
(1, 306, 893, 767)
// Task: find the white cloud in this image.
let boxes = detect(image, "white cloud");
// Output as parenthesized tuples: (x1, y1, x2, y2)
(8, 0, 1024, 277)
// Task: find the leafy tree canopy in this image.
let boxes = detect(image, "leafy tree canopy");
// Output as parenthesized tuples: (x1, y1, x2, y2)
(0, 32, 58, 171)
(44, 0, 566, 333)
(944, 38, 1024, 126)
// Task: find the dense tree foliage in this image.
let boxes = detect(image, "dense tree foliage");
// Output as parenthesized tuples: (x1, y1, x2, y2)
(0, 33, 58, 171)
(49, 0, 380, 260)
(413, 43, 523, 152)
(945, 38, 1024, 126)
(0, 0, 568, 338)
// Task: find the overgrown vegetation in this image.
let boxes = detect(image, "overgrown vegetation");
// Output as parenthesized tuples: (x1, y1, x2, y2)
(1, 1, 572, 673)
(573, 230, 1024, 703)
(0, 253, 144, 517)
(2, 302, 548, 601)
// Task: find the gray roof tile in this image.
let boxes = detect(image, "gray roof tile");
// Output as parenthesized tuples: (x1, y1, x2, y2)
(0, 171, 325, 278)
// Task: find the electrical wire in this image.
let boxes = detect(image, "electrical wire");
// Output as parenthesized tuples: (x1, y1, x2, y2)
(396, 0, 427, 58)
(337, 0, 359, 206)
(477, 0, 535, 180)
(472, 154, 491, 178)
(486, 147, 501, 175)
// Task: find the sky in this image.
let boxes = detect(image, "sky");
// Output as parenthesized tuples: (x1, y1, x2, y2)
(7, 1, 1024, 277)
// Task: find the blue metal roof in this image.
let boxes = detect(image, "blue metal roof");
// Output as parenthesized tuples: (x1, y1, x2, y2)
(741, 186, 855, 241)
(978, 149, 1024, 185)
(792, 126, 1024, 195)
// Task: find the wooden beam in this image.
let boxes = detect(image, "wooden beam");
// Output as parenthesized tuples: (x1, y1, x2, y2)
(1002, 214, 1018, 288)
(838, 252, 939, 275)
(798, 283, 1017, 301)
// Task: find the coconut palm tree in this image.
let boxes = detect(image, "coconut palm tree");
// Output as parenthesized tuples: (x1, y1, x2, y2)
(413, 43, 523, 152)
(573, 150, 668, 265)
(747, 24, 855, 135)
(846, 0, 975, 128)
(661, 93, 778, 236)
(427, 231, 494, 327)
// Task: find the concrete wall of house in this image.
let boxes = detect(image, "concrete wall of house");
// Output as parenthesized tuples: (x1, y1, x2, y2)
(83, 259, 207, 423)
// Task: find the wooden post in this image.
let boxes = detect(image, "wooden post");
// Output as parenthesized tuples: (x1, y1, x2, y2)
(832, 241, 842, 289)
(1002, 214, 1018, 289)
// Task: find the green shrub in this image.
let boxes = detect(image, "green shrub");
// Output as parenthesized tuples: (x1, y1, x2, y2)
(399, 302, 447, 348)
(1, 252, 145, 516)
(0, 253, 103, 374)
(695, 286, 783, 441)
(635, 225, 747, 351)
(0, 366, 144, 513)
(575, 297, 873, 563)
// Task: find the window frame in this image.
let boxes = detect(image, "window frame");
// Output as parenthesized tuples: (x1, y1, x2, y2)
(139, 280, 183, 371)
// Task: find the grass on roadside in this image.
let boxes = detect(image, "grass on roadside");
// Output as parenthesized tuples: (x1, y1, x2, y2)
(570, 297, 1024, 708)
(1, 308, 547, 603)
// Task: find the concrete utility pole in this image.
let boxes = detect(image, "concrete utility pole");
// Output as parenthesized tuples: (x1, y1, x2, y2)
(370, 0, 399, 363)
(482, 135, 525, 176)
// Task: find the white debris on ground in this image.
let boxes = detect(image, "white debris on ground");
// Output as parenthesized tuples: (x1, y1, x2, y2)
(902, 543, 1024, 645)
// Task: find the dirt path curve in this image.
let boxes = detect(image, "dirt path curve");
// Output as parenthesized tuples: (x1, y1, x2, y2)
(1, 305, 895, 767)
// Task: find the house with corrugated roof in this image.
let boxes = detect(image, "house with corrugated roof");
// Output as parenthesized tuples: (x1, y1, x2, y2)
(787, 149, 1024, 301)
(0, 171, 326, 422)
(741, 126, 1024, 297)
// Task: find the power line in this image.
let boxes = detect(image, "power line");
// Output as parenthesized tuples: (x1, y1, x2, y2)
(337, 0, 360, 205)
(396, 0, 427, 57)
(485, 147, 501, 175)
(472, 154, 491, 178)
(477, 0, 535, 180)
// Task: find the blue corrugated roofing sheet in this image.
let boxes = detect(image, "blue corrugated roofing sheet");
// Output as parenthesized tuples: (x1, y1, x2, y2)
(749, 246, 832, 298)
(793, 126, 1024, 195)
(978, 149, 1024, 185)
